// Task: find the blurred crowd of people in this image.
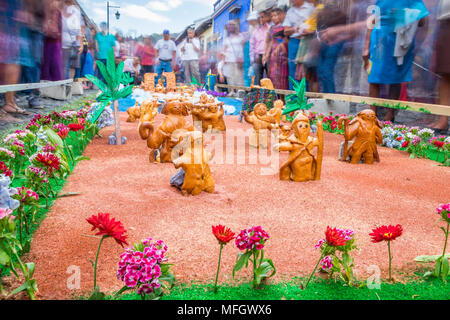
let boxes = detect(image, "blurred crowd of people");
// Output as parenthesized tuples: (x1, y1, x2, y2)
(0, 0, 448, 131)
(213, 0, 449, 131)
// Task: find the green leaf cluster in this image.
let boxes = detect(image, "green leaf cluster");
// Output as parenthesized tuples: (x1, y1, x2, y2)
(85, 48, 134, 103)
(282, 77, 313, 115)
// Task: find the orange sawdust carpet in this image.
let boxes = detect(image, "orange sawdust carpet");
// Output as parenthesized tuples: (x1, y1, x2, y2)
(25, 113, 449, 299)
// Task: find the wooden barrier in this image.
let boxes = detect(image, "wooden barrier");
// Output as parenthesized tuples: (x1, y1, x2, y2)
(0, 79, 73, 94)
(215, 84, 450, 117)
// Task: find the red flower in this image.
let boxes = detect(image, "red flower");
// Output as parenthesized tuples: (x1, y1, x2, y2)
(87, 212, 128, 247)
(396, 136, 403, 142)
(212, 224, 235, 245)
(369, 224, 403, 243)
(330, 121, 337, 130)
(401, 140, 409, 148)
(433, 140, 445, 149)
(68, 123, 85, 132)
(35, 152, 60, 173)
(0, 161, 12, 177)
(325, 226, 348, 247)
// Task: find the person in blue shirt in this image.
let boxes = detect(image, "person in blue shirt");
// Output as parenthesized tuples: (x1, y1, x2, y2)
(94, 22, 116, 82)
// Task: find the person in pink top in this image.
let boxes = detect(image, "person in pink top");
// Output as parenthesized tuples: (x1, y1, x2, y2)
(136, 36, 156, 74)
(250, 10, 271, 85)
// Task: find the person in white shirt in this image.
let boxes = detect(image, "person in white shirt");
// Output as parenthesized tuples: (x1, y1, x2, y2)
(282, 0, 315, 89)
(61, 0, 83, 79)
(154, 29, 177, 82)
(222, 20, 246, 96)
(123, 57, 141, 84)
(180, 28, 201, 85)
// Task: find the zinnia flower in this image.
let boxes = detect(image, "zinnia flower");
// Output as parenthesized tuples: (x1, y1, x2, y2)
(68, 123, 84, 132)
(212, 225, 235, 245)
(54, 124, 70, 139)
(369, 224, 403, 243)
(34, 152, 60, 173)
(325, 226, 348, 247)
(401, 140, 409, 148)
(87, 212, 128, 247)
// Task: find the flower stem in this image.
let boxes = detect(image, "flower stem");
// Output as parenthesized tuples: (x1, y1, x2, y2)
(252, 250, 257, 289)
(93, 236, 105, 290)
(213, 244, 224, 293)
(305, 253, 324, 289)
(388, 240, 392, 282)
(7, 241, 35, 300)
(442, 222, 449, 259)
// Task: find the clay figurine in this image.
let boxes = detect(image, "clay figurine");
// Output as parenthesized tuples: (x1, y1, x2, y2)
(126, 102, 141, 122)
(139, 101, 194, 163)
(243, 103, 277, 148)
(172, 131, 214, 196)
(274, 113, 324, 182)
(337, 109, 383, 164)
(142, 73, 157, 91)
(191, 101, 226, 133)
(268, 99, 285, 125)
(278, 124, 292, 143)
(138, 100, 158, 124)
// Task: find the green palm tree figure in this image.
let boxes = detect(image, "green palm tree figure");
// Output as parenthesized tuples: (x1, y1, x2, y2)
(85, 48, 134, 145)
(282, 77, 313, 118)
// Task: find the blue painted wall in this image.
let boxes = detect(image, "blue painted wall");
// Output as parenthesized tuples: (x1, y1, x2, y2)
(213, 0, 251, 47)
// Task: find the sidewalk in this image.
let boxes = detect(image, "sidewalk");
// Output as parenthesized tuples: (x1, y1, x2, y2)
(0, 89, 97, 135)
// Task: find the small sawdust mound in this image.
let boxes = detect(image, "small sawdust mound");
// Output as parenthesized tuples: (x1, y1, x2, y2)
(24, 113, 450, 299)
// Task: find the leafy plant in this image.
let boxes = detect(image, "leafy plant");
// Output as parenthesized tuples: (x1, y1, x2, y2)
(232, 226, 276, 289)
(85, 48, 133, 145)
(115, 238, 175, 300)
(0, 209, 38, 299)
(306, 227, 357, 288)
(282, 77, 313, 116)
(418, 204, 450, 282)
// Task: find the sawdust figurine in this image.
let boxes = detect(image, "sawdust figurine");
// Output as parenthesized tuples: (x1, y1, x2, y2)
(171, 131, 214, 196)
(142, 73, 157, 91)
(243, 103, 277, 148)
(155, 78, 165, 93)
(278, 124, 292, 143)
(274, 113, 324, 182)
(126, 100, 158, 123)
(191, 98, 226, 133)
(268, 99, 285, 125)
(162, 72, 176, 91)
(126, 101, 141, 122)
(139, 101, 194, 163)
(337, 109, 383, 164)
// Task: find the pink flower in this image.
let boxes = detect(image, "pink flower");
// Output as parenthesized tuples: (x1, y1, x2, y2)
(117, 238, 169, 296)
(235, 226, 269, 251)
(320, 255, 333, 271)
(0, 208, 14, 220)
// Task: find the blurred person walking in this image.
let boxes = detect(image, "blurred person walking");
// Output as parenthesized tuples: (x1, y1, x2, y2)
(0, 0, 25, 120)
(431, 0, 450, 132)
(41, 0, 63, 83)
(94, 22, 116, 82)
(316, 2, 347, 93)
(180, 27, 201, 85)
(363, 0, 429, 121)
(265, 7, 289, 90)
(250, 10, 271, 86)
(223, 21, 245, 96)
(18, 0, 45, 110)
(136, 36, 156, 74)
(282, 0, 315, 90)
(61, 0, 82, 80)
